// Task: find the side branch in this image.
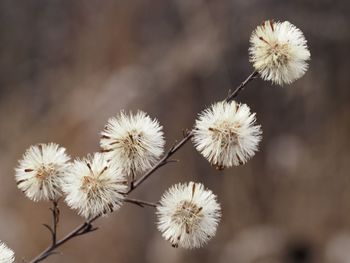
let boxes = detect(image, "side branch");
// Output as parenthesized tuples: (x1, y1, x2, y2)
(129, 69, 258, 192)
(125, 197, 158, 208)
(28, 70, 258, 263)
(42, 200, 59, 248)
(129, 130, 194, 192)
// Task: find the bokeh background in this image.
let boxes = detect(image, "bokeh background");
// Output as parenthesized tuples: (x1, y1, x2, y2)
(1, 0, 350, 262)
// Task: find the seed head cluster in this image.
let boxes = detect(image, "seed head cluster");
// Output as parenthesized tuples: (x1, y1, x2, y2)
(13, 20, 310, 252)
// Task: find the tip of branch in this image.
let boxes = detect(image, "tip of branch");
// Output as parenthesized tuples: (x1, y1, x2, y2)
(89, 226, 99, 233)
(42, 224, 54, 235)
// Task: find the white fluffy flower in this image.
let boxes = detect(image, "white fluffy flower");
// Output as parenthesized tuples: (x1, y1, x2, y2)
(100, 111, 165, 176)
(157, 182, 221, 249)
(192, 101, 262, 169)
(62, 153, 127, 219)
(15, 143, 70, 202)
(249, 20, 311, 85)
(0, 241, 15, 263)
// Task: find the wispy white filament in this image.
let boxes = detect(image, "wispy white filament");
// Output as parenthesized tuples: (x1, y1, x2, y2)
(15, 143, 70, 201)
(249, 20, 310, 85)
(157, 182, 221, 249)
(62, 153, 127, 219)
(0, 241, 15, 263)
(100, 111, 165, 176)
(193, 101, 262, 169)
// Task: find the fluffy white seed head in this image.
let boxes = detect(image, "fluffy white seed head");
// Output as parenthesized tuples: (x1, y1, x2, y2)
(157, 182, 221, 249)
(62, 153, 127, 220)
(193, 101, 262, 169)
(15, 143, 70, 202)
(0, 241, 15, 263)
(100, 111, 165, 176)
(249, 20, 311, 85)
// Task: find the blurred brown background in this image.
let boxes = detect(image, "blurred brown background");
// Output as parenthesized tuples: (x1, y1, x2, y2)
(1, 0, 350, 262)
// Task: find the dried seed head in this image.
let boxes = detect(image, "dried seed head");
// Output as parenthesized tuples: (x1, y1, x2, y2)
(15, 143, 70, 201)
(249, 20, 310, 85)
(157, 182, 221, 249)
(100, 111, 165, 176)
(193, 101, 262, 169)
(62, 153, 127, 219)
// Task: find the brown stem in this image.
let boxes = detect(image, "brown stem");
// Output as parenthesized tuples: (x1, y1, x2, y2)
(29, 216, 99, 263)
(28, 70, 258, 263)
(129, 70, 258, 191)
(124, 197, 158, 208)
(42, 200, 59, 248)
(51, 200, 59, 245)
(128, 130, 194, 193)
(129, 168, 136, 192)
(226, 70, 258, 102)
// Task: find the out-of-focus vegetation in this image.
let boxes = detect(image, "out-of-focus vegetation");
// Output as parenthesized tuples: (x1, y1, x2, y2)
(0, 0, 349, 262)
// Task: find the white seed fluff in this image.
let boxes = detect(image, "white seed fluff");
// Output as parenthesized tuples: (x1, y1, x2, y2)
(193, 101, 262, 169)
(100, 111, 165, 176)
(0, 241, 15, 263)
(15, 143, 70, 202)
(249, 20, 311, 85)
(62, 153, 127, 220)
(157, 182, 221, 249)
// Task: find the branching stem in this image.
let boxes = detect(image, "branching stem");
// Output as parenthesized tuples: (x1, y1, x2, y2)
(128, 130, 194, 193)
(30, 199, 98, 263)
(124, 197, 158, 208)
(128, 70, 258, 192)
(28, 70, 258, 263)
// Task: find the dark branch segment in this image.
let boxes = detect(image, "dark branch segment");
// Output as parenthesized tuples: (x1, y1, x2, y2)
(124, 197, 158, 208)
(226, 70, 258, 102)
(29, 214, 99, 263)
(28, 70, 258, 263)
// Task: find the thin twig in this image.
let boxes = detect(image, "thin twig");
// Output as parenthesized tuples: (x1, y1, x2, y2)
(226, 70, 258, 102)
(28, 70, 258, 263)
(29, 216, 99, 263)
(129, 168, 136, 192)
(51, 199, 59, 245)
(124, 197, 158, 208)
(129, 69, 258, 191)
(128, 130, 194, 193)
